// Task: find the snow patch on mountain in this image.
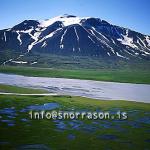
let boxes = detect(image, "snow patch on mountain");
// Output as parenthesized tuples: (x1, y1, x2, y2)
(1, 14, 150, 61)
(4, 32, 6, 42)
(38, 28, 63, 46)
(60, 29, 67, 49)
(11, 61, 27, 64)
(145, 36, 150, 47)
(74, 27, 79, 42)
(107, 52, 110, 56)
(117, 30, 138, 49)
(39, 15, 89, 28)
(16, 31, 22, 45)
(31, 62, 37, 65)
(116, 52, 128, 59)
(117, 35, 138, 49)
(41, 41, 47, 48)
(27, 28, 43, 51)
(88, 35, 95, 43)
(137, 37, 146, 48)
(92, 27, 109, 42)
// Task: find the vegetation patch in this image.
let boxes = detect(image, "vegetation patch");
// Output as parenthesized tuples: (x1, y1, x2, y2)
(0, 65, 150, 84)
(0, 95, 149, 150)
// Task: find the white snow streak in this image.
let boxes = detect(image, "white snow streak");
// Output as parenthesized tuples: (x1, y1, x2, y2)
(89, 28, 115, 54)
(88, 35, 95, 43)
(41, 41, 47, 47)
(3, 59, 12, 65)
(143, 51, 150, 55)
(4, 32, 6, 42)
(145, 36, 150, 47)
(116, 52, 127, 59)
(16, 31, 22, 45)
(110, 48, 115, 54)
(31, 62, 37, 65)
(27, 30, 42, 51)
(136, 37, 150, 55)
(11, 61, 27, 64)
(137, 37, 146, 48)
(28, 32, 41, 51)
(92, 27, 109, 41)
(74, 27, 79, 42)
(107, 52, 110, 56)
(60, 44, 64, 49)
(111, 39, 115, 44)
(15, 28, 41, 51)
(6, 28, 11, 31)
(60, 29, 67, 49)
(38, 28, 62, 45)
(60, 29, 67, 43)
(124, 50, 135, 57)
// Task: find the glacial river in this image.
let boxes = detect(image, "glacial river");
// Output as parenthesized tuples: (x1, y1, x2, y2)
(0, 73, 150, 103)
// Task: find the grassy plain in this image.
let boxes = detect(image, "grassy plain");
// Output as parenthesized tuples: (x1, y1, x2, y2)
(0, 66, 150, 84)
(0, 84, 48, 94)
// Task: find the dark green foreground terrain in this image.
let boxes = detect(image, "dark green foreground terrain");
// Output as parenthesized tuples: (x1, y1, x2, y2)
(0, 93, 150, 150)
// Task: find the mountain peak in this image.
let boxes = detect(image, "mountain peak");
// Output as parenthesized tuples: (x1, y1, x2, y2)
(1, 15, 150, 63)
(40, 15, 82, 28)
(60, 14, 77, 18)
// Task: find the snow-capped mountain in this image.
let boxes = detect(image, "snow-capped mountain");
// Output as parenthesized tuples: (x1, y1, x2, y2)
(0, 14, 150, 64)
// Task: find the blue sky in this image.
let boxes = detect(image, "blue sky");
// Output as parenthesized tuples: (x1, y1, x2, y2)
(1, 0, 150, 35)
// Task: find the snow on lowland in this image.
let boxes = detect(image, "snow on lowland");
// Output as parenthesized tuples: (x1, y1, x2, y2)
(1, 14, 150, 61)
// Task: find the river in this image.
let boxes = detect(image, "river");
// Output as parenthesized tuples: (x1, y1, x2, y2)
(0, 73, 150, 103)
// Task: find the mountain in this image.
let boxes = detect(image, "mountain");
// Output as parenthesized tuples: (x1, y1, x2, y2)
(0, 14, 150, 65)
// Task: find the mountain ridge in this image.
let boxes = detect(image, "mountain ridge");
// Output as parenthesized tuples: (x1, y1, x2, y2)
(0, 14, 150, 65)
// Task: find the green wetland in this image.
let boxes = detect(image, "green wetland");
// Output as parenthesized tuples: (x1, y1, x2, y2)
(0, 94, 150, 150)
